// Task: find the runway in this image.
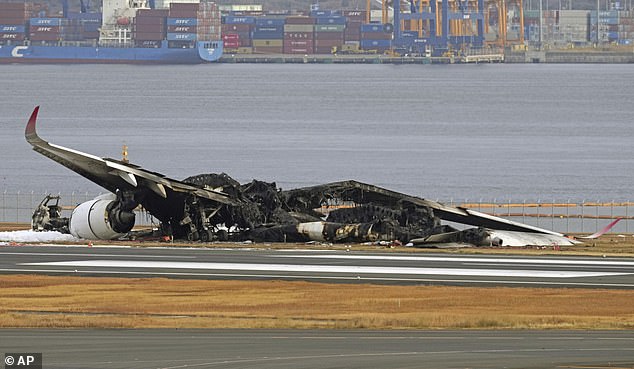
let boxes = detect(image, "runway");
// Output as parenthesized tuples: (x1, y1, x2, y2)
(2, 329, 634, 369)
(1, 245, 634, 288)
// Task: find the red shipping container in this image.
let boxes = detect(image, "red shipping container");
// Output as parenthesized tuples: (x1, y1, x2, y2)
(29, 26, 60, 33)
(0, 11, 29, 19)
(0, 3, 28, 10)
(134, 16, 166, 25)
(30, 33, 60, 41)
(168, 25, 195, 33)
(133, 32, 165, 41)
(0, 18, 27, 25)
(284, 32, 313, 39)
(285, 16, 315, 25)
(136, 9, 169, 17)
(170, 3, 199, 11)
(0, 33, 25, 41)
(283, 39, 313, 47)
(134, 24, 165, 33)
(314, 32, 344, 41)
(222, 33, 239, 40)
(285, 47, 314, 54)
(224, 40, 240, 48)
(168, 10, 198, 18)
(361, 32, 392, 40)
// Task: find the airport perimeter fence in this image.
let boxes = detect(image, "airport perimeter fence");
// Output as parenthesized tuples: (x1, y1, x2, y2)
(0, 190, 633, 235)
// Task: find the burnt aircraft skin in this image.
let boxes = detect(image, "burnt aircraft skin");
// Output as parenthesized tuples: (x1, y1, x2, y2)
(25, 107, 574, 246)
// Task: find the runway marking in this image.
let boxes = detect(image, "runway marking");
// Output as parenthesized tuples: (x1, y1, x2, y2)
(461, 263, 634, 270)
(0, 252, 196, 259)
(20, 260, 630, 278)
(270, 254, 634, 266)
(2, 268, 634, 287)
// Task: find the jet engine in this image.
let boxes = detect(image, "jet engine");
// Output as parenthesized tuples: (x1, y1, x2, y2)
(68, 193, 136, 240)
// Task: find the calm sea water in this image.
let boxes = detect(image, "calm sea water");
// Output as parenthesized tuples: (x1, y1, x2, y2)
(1, 63, 633, 203)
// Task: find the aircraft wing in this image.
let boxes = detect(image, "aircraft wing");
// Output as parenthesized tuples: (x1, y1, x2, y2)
(25, 106, 235, 205)
(286, 180, 565, 236)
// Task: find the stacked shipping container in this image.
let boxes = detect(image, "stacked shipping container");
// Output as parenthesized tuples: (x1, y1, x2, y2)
(360, 23, 392, 52)
(252, 17, 284, 53)
(0, 2, 38, 44)
(222, 16, 254, 49)
(283, 16, 314, 54)
(134, 9, 168, 47)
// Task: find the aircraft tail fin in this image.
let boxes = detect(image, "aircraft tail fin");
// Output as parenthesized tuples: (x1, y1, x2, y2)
(579, 218, 623, 239)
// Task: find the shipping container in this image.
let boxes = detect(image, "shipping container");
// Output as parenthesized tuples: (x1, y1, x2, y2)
(284, 32, 313, 39)
(168, 25, 195, 33)
(255, 25, 284, 32)
(0, 25, 25, 33)
(136, 9, 169, 17)
(168, 10, 198, 18)
(30, 18, 62, 27)
(134, 16, 166, 25)
(252, 30, 284, 39)
(285, 16, 315, 25)
(133, 32, 165, 41)
(167, 32, 197, 41)
(0, 17, 28, 25)
(284, 24, 314, 32)
(253, 45, 283, 53)
(135, 23, 166, 32)
(224, 40, 240, 48)
(167, 18, 197, 26)
(343, 10, 366, 20)
(314, 39, 343, 48)
(283, 39, 313, 47)
(255, 17, 285, 26)
(170, 3, 199, 11)
(360, 39, 391, 48)
(285, 47, 314, 54)
(310, 10, 341, 17)
(314, 24, 345, 32)
(222, 23, 252, 32)
(135, 39, 162, 47)
(0, 3, 30, 10)
(0, 33, 25, 41)
(252, 39, 283, 47)
(223, 16, 256, 24)
(361, 32, 392, 40)
(29, 25, 60, 33)
(314, 46, 334, 54)
(30, 33, 60, 41)
(222, 33, 240, 40)
(314, 32, 344, 40)
(315, 16, 346, 25)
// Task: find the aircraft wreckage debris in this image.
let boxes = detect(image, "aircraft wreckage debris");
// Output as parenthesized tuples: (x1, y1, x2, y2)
(26, 106, 578, 247)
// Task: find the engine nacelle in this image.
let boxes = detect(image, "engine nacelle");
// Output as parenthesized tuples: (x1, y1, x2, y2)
(69, 194, 136, 240)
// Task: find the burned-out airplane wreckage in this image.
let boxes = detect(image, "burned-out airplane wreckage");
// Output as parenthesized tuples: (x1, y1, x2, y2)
(26, 107, 578, 247)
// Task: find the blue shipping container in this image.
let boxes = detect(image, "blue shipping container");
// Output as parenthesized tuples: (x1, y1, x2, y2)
(255, 25, 284, 33)
(360, 23, 386, 33)
(360, 39, 391, 48)
(315, 16, 346, 25)
(30, 18, 62, 26)
(167, 18, 197, 26)
(255, 18, 286, 26)
(167, 32, 197, 41)
(0, 25, 26, 33)
(67, 12, 102, 22)
(223, 16, 256, 24)
(310, 10, 342, 17)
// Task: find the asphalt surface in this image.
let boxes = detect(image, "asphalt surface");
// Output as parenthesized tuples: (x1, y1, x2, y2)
(1, 329, 634, 369)
(1, 245, 634, 288)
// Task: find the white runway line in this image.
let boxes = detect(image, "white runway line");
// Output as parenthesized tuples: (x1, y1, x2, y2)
(269, 254, 634, 267)
(21, 260, 629, 278)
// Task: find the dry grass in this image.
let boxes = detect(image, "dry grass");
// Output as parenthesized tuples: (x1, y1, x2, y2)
(1, 275, 633, 330)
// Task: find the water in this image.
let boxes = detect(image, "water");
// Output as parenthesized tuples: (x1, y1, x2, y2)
(1, 63, 633, 203)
